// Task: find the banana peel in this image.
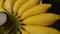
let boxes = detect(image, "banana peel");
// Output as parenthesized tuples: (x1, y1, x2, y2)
(0, 0, 60, 34)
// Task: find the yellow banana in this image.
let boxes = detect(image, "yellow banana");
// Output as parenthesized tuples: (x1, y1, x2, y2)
(18, 26, 29, 34)
(4, 0, 16, 13)
(0, 0, 4, 7)
(21, 29, 29, 34)
(13, 0, 17, 3)
(13, 0, 29, 15)
(22, 13, 60, 26)
(19, 4, 51, 20)
(0, 0, 6, 12)
(23, 25, 60, 34)
(16, 0, 40, 17)
(0, 7, 6, 12)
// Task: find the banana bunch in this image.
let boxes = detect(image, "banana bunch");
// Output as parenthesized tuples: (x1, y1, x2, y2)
(0, 0, 60, 34)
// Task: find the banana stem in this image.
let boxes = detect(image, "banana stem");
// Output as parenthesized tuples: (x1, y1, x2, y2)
(0, 13, 7, 26)
(8, 14, 20, 34)
(0, 27, 5, 34)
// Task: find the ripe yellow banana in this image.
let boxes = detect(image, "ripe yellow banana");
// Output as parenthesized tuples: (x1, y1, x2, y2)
(16, 0, 40, 17)
(19, 4, 51, 20)
(13, 0, 17, 3)
(18, 25, 29, 34)
(0, 0, 4, 8)
(22, 13, 60, 26)
(0, 8, 5, 12)
(13, 0, 29, 15)
(23, 25, 60, 34)
(21, 29, 29, 34)
(4, 0, 16, 13)
(0, 0, 6, 12)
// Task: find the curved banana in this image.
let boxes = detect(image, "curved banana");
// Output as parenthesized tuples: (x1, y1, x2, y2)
(16, 0, 40, 17)
(22, 13, 60, 26)
(0, 0, 4, 8)
(18, 25, 29, 34)
(0, 0, 6, 12)
(0, 8, 5, 12)
(13, 0, 29, 15)
(13, 0, 17, 3)
(23, 25, 60, 34)
(4, 0, 16, 13)
(19, 4, 51, 20)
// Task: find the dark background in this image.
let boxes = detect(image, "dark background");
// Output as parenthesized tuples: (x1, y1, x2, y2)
(42, 0, 60, 31)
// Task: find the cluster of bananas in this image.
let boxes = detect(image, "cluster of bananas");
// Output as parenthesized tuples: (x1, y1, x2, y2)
(0, 0, 60, 34)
